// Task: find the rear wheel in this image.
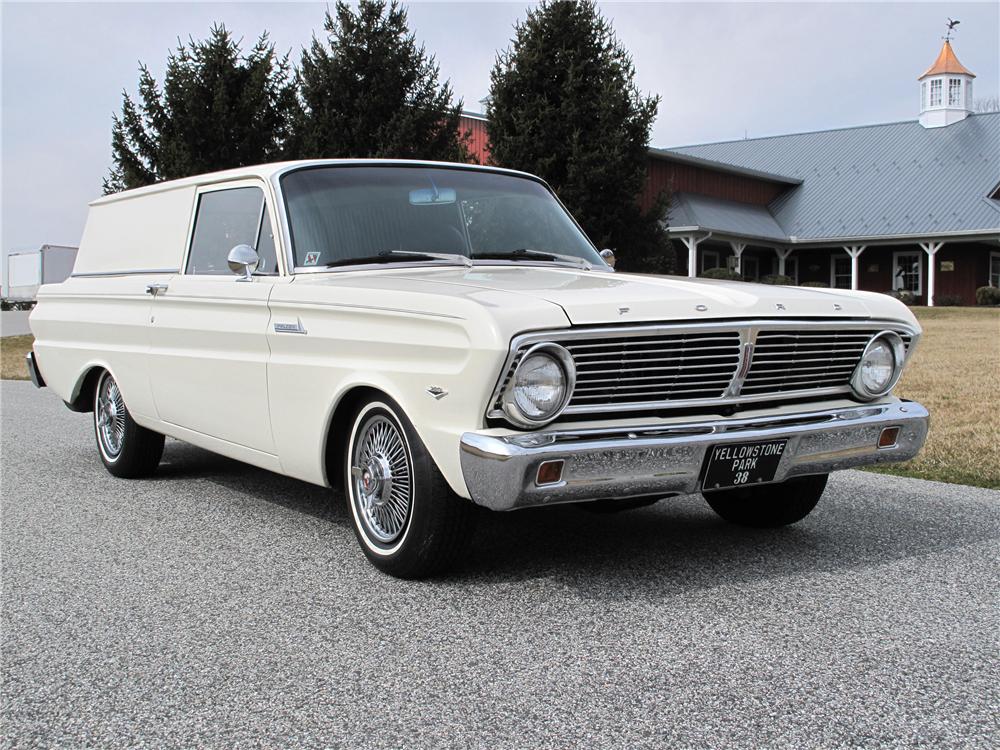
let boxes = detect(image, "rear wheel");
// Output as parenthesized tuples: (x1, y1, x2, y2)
(94, 370, 164, 478)
(702, 474, 828, 528)
(346, 398, 475, 579)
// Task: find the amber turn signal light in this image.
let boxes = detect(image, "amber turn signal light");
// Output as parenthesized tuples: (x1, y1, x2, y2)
(878, 426, 900, 449)
(536, 460, 565, 486)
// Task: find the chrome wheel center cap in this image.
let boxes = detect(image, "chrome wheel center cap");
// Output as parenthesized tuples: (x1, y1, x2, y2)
(360, 456, 394, 507)
(98, 399, 117, 426)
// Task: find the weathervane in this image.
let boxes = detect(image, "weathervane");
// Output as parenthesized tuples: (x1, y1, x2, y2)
(944, 18, 960, 42)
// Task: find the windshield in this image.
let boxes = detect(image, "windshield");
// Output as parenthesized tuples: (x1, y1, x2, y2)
(280, 166, 603, 269)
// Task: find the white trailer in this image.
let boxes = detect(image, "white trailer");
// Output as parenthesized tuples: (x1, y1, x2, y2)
(3, 245, 78, 303)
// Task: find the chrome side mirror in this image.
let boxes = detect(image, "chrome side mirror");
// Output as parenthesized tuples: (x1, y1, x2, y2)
(227, 244, 259, 281)
(600, 248, 616, 270)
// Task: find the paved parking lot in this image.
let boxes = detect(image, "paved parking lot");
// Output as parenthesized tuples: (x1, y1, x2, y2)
(2, 380, 998, 749)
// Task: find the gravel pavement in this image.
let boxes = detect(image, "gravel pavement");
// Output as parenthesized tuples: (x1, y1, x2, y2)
(2, 380, 998, 749)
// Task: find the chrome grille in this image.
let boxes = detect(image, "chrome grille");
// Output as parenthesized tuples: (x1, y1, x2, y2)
(741, 330, 872, 394)
(488, 320, 918, 421)
(565, 332, 741, 406)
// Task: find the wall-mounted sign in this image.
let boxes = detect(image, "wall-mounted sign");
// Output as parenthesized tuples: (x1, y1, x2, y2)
(940, 260, 955, 272)
(868, 264, 879, 272)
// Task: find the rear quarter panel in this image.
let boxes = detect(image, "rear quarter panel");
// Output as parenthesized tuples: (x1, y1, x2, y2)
(31, 276, 164, 420)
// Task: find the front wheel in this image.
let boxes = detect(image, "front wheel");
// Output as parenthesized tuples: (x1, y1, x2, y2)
(346, 398, 476, 579)
(93, 370, 164, 478)
(702, 474, 828, 528)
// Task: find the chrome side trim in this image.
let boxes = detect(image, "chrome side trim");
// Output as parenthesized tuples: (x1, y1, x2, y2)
(460, 400, 929, 511)
(71, 268, 178, 278)
(486, 319, 920, 423)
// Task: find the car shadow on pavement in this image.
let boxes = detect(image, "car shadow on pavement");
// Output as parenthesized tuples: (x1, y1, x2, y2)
(153, 440, 997, 600)
(154, 440, 346, 523)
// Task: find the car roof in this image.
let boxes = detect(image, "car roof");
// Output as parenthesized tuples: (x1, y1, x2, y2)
(90, 159, 541, 206)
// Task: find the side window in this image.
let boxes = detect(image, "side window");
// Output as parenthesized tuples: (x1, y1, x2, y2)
(186, 187, 265, 275)
(255, 210, 279, 274)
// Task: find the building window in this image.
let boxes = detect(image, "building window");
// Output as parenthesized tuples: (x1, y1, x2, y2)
(830, 255, 852, 289)
(990, 252, 1000, 288)
(948, 78, 962, 106)
(921, 81, 927, 108)
(742, 255, 760, 281)
(893, 251, 923, 296)
(700, 250, 721, 273)
(930, 79, 942, 107)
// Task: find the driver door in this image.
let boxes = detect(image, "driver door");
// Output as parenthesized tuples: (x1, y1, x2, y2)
(147, 180, 282, 454)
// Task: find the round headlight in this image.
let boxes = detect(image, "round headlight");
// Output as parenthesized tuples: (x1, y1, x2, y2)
(502, 344, 576, 427)
(851, 331, 905, 400)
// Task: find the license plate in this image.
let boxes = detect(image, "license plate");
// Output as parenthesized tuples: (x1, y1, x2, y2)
(702, 439, 788, 491)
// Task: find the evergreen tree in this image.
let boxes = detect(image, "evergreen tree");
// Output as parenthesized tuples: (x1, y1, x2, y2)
(487, 1, 674, 273)
(104, 25, 297, 194)
(294, 1, 468, 162)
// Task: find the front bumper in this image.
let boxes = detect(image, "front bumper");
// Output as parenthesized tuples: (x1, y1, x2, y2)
(459, 400, 929, 511)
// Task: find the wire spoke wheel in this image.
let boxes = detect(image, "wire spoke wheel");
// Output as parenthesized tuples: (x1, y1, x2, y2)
(351, 413, 413, 546)
(96, 373, 126, 459)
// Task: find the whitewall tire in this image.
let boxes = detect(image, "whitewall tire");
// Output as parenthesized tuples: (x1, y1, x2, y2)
(345, 398, 475, 578)
(93, 370, 164, 478)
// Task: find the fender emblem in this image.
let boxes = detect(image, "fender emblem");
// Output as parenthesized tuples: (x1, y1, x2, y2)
(775, 303, 786, 311)
(426, 386, 448, 400)
(274, 318, 307, 335)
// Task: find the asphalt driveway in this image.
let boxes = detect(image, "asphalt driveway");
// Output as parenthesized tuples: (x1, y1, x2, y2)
(2, 380, 998, 749)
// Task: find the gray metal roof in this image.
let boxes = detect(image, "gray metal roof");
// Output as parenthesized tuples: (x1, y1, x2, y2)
(668, 192, 788, 242)
(667, 112, 1000, 242)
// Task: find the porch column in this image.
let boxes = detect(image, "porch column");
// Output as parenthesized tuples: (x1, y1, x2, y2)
(774, 247, 792, 277)
(843, 245, 866, 290)
(729, 241, 746, 274)
(680, 235, 706, 278)
(919, 241, 944, 306)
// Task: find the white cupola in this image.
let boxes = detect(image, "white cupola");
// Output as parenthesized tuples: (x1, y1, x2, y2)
(918, 39, 975, 128)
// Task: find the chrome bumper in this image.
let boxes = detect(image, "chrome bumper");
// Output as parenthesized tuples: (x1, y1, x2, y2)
(25, 351, 46, 389)
(459, 401, 929, 511)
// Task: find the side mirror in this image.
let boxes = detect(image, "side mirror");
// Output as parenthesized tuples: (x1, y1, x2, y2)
(600, 248, 616, 270)
(227, 244, 259, 281)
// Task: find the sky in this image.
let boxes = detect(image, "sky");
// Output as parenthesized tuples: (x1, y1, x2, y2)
(1, 1, 997, 262)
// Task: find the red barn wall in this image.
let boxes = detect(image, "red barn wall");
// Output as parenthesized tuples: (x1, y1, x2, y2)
(459, 115, 491, 165)
(640, 159, 787, 212)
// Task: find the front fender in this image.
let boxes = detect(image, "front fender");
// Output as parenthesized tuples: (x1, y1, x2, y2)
(265, 305, 512, 496)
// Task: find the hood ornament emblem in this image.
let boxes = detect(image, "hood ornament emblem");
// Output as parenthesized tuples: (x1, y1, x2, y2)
(833, 303, 843, 311)
(695, 304, 708, 312)
(618, 307, 630, 315)
(775, 303, 786, 311)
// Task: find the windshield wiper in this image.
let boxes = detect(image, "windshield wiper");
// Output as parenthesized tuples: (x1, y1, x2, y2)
(324, 250, 472, 268)
(472, 248, 592, 270)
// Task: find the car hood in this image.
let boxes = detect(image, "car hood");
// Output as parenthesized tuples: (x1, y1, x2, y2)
(392, 266, 889, 324)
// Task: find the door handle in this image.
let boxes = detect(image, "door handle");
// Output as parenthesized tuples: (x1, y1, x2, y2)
(146, 283, 168, 296)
